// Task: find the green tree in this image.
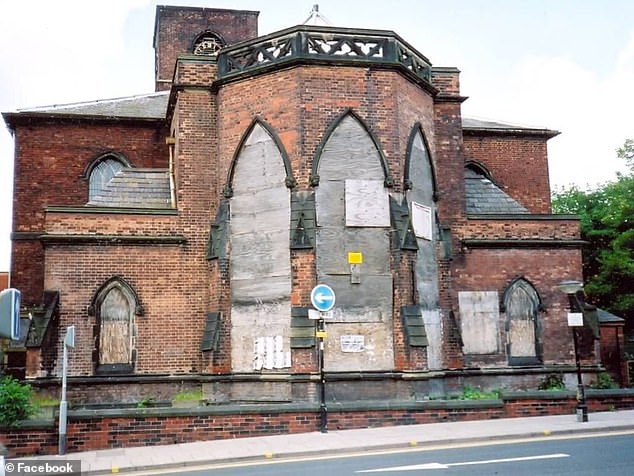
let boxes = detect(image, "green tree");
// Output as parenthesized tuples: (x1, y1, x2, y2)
(552, 140, 634, 329)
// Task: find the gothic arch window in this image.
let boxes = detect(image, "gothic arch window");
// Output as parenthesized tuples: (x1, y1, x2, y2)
(192, 31, 225, 56)
(405, 124, 442, 369)
(310, 110, 392, 187)
(86, 153, 129, 201)
(312, 111, 395, 371)
(404, 123, 437, 196)
(228, 121, 292, 372)
(502, 277, 543, 365)
(89, 277, 142, 374)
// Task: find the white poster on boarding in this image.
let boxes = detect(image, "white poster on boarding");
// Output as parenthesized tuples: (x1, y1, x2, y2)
(411, 201, 432, 240)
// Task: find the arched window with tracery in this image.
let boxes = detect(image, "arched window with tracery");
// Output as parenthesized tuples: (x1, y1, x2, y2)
(87, 154, 128, 202)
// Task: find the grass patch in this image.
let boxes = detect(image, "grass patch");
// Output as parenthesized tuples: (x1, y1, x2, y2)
(172, 389, 203, 402)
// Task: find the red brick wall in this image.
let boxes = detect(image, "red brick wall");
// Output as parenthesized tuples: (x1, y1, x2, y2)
(44, 242, 198, 375)
(3, 393, 634, 458)
(453, 246, 584, 365)
(216, 65, 437, 197)
(392, 251, 428, 370)
(170, 59, 219, 373)
(289, 251, 318, 373)
(11, 121, 168, 305)
(461, 217, 580, 240)
(463, 134, 552, 213)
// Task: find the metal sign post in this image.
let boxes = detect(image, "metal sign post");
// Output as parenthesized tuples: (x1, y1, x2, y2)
(59, 326, 75, 455)
(317, 317, 327, 433)
(310, 284, 335, 434)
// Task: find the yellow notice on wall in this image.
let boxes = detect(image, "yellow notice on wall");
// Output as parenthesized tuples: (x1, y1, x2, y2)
(347, 252, 363, 264)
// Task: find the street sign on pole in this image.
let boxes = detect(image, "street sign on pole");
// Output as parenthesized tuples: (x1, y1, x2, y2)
(310, 284, 335, 434)
(0, 288, 21, 340)
(311, 284, 336, 312)
(59, 325, 75, 455)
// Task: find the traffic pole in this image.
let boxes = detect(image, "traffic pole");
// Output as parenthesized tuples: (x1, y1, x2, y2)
(318, 317, 327, 433)
(58, 341, 68, 455)
(58, 326, 75, 455)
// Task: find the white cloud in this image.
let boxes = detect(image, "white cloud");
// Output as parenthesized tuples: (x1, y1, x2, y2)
(462, 43, 634, 189)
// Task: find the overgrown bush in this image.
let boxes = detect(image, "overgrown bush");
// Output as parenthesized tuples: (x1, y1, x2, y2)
(0, 376, 36, 427)
(591, 372, 618, 389)
(538, 374, 566, 391)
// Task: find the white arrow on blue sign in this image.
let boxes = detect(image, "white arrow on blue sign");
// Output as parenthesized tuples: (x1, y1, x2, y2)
(310, 284, 336, 312)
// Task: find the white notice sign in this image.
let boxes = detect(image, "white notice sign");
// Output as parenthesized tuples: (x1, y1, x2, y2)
(567, 312, 583, 327)
(340, 335, 365, 352)
(411, 201, 432, 240)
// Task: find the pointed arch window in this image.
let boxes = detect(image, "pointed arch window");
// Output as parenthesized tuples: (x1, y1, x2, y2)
(503, 278, 543, 365)
(89, 277, 142, 374)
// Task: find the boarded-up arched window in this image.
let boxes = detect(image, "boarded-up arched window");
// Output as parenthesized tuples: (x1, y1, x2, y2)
(90, 277, 141, 374)
(406, 125, 441, 369)
(503, 278, 542, 365)
(313, 112, 394, 372)
(228, 121, 292, 373)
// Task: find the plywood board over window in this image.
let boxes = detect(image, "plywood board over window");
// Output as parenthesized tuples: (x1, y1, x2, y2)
(344, 179, 390, 227)
(230, 122, 291, 372)
(99, 287, 133, 366)
(458, 291, 500, 354)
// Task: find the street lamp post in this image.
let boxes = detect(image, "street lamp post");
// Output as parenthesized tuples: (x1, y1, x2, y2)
(557, 280, 588, 423)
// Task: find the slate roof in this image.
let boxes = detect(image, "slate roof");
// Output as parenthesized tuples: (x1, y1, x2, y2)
(462, 117, 559, 137)
(597, 308, 624, 324)
(464, 168, 529, 215)
(6, 91, 554, 137)
(4, 91, 169, 122)
(88, 168, 172, 209)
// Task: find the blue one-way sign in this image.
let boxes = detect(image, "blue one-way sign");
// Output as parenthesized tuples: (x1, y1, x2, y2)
(311, 284, 336, 312)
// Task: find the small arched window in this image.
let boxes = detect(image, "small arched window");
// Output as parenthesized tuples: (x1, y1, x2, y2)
(88, 156, 126, 201)
(192, 31, 225, 56)
(89, 277, 142, 374)
(465, 160, 494, 182)
(503, 278, 543, 365)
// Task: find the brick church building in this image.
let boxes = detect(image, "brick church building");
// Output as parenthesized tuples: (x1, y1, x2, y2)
(2, 5, 589, 403)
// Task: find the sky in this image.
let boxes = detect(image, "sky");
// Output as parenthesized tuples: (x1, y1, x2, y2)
(1, 0, 633, 273)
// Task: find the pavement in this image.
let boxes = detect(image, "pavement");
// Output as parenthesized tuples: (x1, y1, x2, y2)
(5, 410, 634, 475)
